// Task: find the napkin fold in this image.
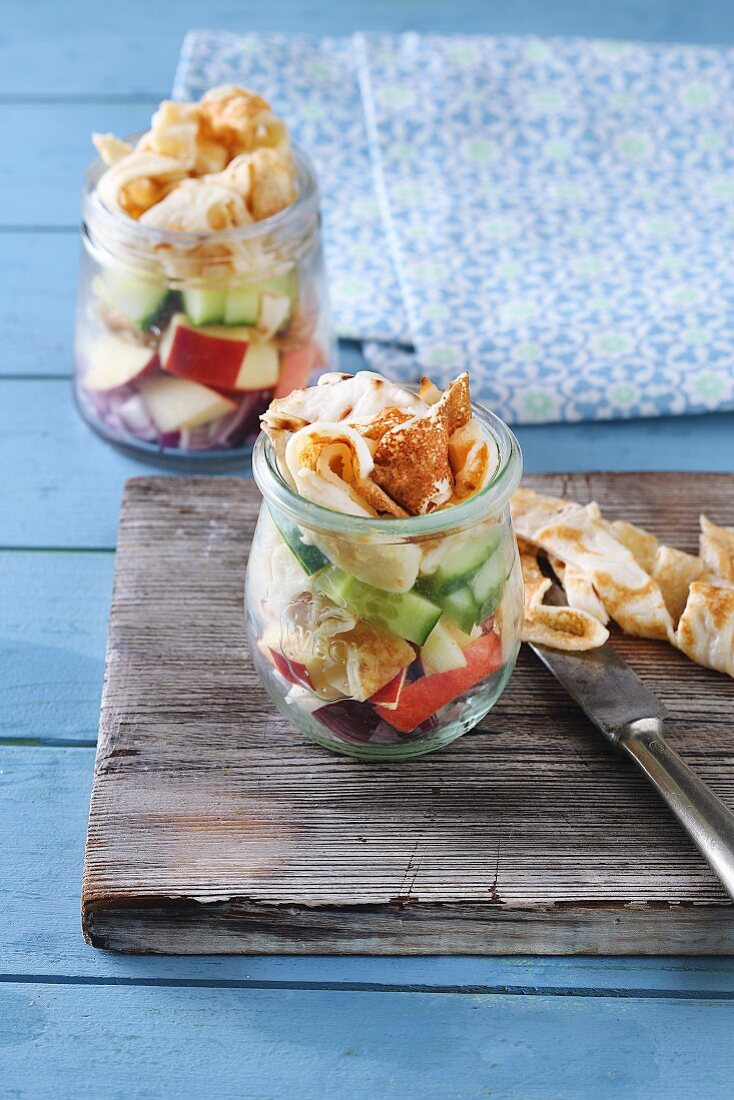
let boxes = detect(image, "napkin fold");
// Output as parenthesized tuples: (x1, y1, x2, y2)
(175, 30, 734, 424)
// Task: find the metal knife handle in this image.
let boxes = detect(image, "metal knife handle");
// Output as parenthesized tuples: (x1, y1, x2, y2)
(619, 719, 734, 901)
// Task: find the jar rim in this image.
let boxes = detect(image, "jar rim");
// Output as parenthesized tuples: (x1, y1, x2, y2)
(252, 396, 523, 537)
(83, 139, 319, 247)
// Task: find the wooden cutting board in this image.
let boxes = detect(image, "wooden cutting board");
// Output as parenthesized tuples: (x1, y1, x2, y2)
(82, 473, 734, 955)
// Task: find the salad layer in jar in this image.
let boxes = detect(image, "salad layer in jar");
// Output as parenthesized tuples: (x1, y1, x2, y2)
(248, 370, 524, 760)
(75, 86, 334, 460)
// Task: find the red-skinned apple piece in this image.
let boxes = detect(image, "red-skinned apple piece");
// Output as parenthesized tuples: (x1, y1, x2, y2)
(274, 341, 324, 399)
(368, 668, 407, 710)
(269, 648, 310, 688)
(376, 631, 503, 733)
(160, 314, 279, 392)
(83, 333, 159, 392)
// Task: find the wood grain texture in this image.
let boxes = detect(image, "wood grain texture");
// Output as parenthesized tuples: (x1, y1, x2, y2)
(8, 750, 734, 989)
(82, 473, 734, 954)
(2, 0, 734, 1085)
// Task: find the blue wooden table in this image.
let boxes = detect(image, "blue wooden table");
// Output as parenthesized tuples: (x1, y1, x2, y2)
(3, 2, 734, 1095)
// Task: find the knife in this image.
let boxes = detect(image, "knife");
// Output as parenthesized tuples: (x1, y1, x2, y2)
(529, 587, 734, 901)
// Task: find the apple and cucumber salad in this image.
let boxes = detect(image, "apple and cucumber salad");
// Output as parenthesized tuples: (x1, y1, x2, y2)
(79, 265, 322, 451)
(262, 512, 512, 739)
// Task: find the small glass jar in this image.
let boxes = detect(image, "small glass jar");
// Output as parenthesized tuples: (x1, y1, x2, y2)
(246, 402, 524, 760)
(74, 142, 336, 465)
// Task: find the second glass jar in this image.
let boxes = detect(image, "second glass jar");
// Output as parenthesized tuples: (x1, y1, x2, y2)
(74, 144, 336, 464)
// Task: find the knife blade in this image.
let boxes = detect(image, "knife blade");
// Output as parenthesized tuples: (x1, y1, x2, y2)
(528, 584, 734, 900)
(531, 636, 668, 743)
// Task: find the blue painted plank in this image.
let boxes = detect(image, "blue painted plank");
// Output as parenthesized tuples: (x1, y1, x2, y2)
(0, 380, 177, 549)
(0, 552, 112, 743)
(1, 378, 733, 550)
(2, 0, 734, 1038)
(2, 102, 158, 226)
(2, 980, 734, 1099)
(4, 746, 734, 994)
(0, 38, 174, 99)
(0, 346, 357, 548)
(0, 233, 78, 377)
(516, 412, 734, 475)
(3, 0, 734, 96)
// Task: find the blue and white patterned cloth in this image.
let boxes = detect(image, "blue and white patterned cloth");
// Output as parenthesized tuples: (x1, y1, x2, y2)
(174, 31, 409, 344)
(176, 30, 734, 424)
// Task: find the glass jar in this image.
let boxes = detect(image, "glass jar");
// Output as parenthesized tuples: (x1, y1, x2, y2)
(74, 142, 336, 465)
(246, 402, 524, 760)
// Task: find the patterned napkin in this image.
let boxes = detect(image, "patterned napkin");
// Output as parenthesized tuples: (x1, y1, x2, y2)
(176, 30, 734, 423)
(174, 31, 409, 344)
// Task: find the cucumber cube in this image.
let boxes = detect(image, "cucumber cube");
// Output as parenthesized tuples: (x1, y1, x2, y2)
(469, 550, 507, 623)
(423, 528, 502, 596)
(438, 586, 479, 634)
(97, 270, 171, 331)
(182, 288, 228, 326)
(270, 509, 328, 576)
(224, 271, 299, 326)
(261, 271, 299, 306)
(315, 566, 441, 646)
(224, 286, 261, 326)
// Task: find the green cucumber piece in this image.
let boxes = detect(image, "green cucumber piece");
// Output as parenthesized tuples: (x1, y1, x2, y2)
(423, 528, 502, 596)
(261, 271, 299, 306)
(468, 550, 506, 623)
(270, 509, 328, 576)
(420, 618, 468, 675)
(314, 566, 441, 646)
(437, 586, 479, 634)
(224, 271, 299, 326)
(224, 285, 261, 325)
(182, 288, 228, 326)
(97, 271, 171, 331)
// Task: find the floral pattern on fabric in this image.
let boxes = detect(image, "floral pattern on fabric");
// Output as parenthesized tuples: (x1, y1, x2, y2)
(356, 32, 734, 422)
(177, 29, 734, 423)
(174, 30, 409, 343)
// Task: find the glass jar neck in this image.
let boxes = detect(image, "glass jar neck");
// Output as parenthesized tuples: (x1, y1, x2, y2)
(82, 143, 321, 286)
(253, 403, 523, 538)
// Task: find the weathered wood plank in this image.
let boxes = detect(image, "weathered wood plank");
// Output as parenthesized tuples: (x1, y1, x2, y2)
(82, 474, 734, 953)
(8, 746, 734, 990)
(4, 981, 734, 1099)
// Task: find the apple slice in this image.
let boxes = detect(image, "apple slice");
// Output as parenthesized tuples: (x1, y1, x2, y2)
(256, 292, 291, 339)
(160, 314, 249, 389)
(368, 668, 407, 711)
(83, 333, 158, 392)
(234, 340, 279, 391)
(274, 341, 323, 399)
(160, 313, 279, 392)
(140, 375, 237, 433)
